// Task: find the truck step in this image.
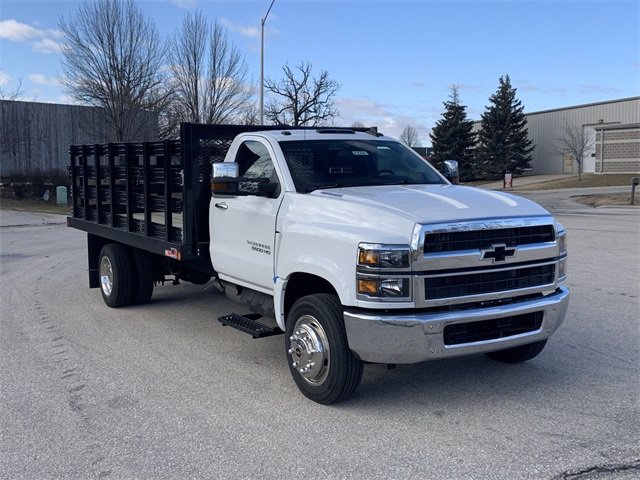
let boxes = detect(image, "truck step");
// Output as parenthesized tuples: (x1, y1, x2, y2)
(218, 313, 283, 339)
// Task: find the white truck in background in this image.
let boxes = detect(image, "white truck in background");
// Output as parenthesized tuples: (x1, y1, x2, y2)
(68, 123, 569, 404)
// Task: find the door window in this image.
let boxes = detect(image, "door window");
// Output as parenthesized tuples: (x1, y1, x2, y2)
(235, 140, 280, 196)
(235, 141, 275, 179)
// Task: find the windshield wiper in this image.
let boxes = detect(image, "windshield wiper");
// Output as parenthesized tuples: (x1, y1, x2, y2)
(380, 179, 446, 186)
(302, 179, 445, 192)
(378, 179, 421, 185)
(302, 182, 365, 193)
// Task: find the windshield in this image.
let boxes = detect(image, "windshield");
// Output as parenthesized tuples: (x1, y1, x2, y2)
(278, 139, 446, 193)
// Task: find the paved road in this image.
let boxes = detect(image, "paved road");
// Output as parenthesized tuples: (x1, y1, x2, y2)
(1, 200, 639, 480)
(512, 186, 636, 214)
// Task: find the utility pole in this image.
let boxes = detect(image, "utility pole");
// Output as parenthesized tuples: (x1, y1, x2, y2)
(260, 0, 276, 125)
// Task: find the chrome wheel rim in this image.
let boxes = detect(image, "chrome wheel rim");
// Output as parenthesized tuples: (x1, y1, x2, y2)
(288, 315, 330, 385)
(100, 256, 113, 297)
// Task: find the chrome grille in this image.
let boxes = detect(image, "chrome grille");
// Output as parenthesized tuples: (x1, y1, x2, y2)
(414, 218, 561, 307)
(424, 264, 555, 300)
(424, 225, 555, 253)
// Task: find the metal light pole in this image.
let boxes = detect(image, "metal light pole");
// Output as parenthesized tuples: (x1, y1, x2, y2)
(260, 0, 276, 125)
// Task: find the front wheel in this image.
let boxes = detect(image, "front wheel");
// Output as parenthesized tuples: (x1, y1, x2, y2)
(485, 339, 547, 363)
(286, 294, 363, 404)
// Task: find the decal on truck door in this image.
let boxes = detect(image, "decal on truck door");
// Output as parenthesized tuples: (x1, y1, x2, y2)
(247, 240, 272, 255)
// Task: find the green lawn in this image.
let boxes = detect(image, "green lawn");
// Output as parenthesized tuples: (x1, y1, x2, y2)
(573, 192, 639, 207)
(516, 174, 638, 190)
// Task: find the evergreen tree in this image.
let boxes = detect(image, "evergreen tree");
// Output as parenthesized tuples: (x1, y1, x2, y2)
(429, 85, 476, 180)
(476, 75, 534, 177)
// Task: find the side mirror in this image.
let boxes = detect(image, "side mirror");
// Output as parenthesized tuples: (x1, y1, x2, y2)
(211, 163, 241, 195)
(213, 162, 239, 179)
(211, 162, 279, 197)
(443, 160, 459, 184)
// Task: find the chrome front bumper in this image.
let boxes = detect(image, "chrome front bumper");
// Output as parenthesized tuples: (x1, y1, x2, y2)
(343, 286, 570, 364)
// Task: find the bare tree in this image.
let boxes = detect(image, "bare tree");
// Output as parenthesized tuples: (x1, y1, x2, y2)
(0, 78, 40, 103)
(239, 103, 259, 125)
(400, 125, 419, 147)
(351, 121, 365, 129)
(169, 14, 254, 125)
(265, 61, 339, 126)
(168, 11, 206, 125)
(206, 21, 254, 124)
(157, 98, 184, 140)
(59, 0, 169, 141)
(0, 78, 24, 101)
(557, 121, 594, 181)
(0, 79, 29, 156)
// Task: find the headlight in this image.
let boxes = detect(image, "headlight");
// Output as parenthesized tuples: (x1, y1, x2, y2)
(357, 276, 411, 298)
(357, 243, 410, 269)
(357, 243, 411, 300)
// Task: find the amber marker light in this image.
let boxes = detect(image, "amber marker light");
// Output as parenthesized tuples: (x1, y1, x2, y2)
(211, 182, 228, 191)
(358, 249, 379, 266)
(357, 278, 379, 295)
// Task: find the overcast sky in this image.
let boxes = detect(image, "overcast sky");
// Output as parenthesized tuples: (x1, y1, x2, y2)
(1, 0, 638, 145)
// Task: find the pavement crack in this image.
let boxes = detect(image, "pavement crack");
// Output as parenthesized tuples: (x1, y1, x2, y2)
(553, 459, 640, 479)
(30, 271, 113, 477)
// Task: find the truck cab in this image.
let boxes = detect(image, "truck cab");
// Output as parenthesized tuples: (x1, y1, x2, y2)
(209, 128, 569, 403)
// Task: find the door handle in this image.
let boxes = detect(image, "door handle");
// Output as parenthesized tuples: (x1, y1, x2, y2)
(215, 202, 228, 210)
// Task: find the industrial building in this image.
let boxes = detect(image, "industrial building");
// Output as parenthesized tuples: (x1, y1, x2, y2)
(524, 97, 639, 174)
(0, 100, 158, 178)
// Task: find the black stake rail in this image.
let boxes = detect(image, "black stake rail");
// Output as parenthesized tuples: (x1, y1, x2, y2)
(69, 138, 184, 255)
(67, 123, 286, 273)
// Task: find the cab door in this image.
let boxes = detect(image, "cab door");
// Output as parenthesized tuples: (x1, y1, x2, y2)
(210, 139, 283, 293)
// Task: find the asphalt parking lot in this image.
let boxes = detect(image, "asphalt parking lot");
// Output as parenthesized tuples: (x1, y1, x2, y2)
(1, 196, 638, 479)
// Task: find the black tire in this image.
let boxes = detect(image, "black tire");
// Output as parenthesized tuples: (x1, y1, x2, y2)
(285, 294, 363, 405)
(99, 244, 134, 308)
(130, 249, 154, 305)
(485, 339, 548, 363)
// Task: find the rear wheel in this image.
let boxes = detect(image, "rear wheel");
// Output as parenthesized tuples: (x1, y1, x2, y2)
(285, 294, 363, 404)
(99, 244, 134, 308)
(485, 339, 547, 363)
(131, 249, 154, 305)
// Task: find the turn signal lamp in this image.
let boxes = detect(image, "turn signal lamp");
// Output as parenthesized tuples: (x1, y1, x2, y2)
(357, 244, 410, 269)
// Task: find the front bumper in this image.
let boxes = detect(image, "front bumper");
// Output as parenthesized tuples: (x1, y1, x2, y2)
(343, 286, 570, 364)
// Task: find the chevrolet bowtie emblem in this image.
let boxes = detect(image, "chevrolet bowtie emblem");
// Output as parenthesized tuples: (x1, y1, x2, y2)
(480, 243, 517, 262)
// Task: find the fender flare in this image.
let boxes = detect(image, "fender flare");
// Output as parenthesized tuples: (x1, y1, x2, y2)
(273, 266, 349, 331)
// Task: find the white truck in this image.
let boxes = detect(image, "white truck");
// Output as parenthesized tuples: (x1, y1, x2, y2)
(68, 123, 569, 404)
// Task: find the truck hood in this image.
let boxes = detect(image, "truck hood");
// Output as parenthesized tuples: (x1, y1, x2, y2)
(309, 184, 551, 225)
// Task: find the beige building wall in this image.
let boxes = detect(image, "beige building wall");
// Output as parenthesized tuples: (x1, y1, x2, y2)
(594, 124, 640, 173)
(525, 97, 640, 175)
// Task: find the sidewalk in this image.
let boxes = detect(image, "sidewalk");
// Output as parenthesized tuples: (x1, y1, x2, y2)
(471, 174, 577, 191)
(0, 209, 67, 228)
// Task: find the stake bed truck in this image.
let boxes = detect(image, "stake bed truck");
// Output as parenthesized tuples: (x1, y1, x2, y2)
(68, 123, 569, 404)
